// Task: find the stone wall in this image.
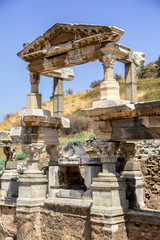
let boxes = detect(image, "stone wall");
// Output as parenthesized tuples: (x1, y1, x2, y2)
(126, 209, 160, 240)
(40, 203, 91, 240)
(136, 140, 160, 209)
(0, 206, 16, 239)
(17, 211, 41, 240)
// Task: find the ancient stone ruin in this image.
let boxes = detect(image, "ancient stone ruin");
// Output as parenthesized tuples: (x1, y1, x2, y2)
(0, 23, 159, 240)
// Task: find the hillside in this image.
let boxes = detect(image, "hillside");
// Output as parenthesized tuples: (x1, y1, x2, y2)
(0, 77, 160, 131)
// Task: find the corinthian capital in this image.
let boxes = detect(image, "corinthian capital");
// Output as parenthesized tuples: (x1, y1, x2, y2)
(100, 53, 117, 69)
(29, 72, 40, 85)
(95, 141, 119, 163)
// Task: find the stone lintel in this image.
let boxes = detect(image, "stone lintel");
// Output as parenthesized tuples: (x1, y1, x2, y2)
(41, 68, 74, 80)
(20, 115, 70, 129)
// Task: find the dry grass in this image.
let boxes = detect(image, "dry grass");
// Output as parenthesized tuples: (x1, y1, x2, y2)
(0, 112, 21, 131)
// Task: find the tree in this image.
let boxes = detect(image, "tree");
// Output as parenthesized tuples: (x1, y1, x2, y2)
(155, 56, 160, 77)
(114, 73, 122, 81)
(65, 88, 74, 95)
(90, 79, 103, 88)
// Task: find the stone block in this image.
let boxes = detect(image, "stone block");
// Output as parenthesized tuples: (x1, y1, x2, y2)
(1, 170, 18, 198)
(26, 93, 42, 109)
(124, 162, 140, 171)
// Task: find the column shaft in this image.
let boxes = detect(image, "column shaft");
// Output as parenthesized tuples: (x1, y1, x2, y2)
(53, 77, 64, 117)
(125, 62, 137, 103)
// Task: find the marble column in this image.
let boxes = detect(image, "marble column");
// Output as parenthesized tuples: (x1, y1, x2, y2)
(53, 77, 64, 117)
(91, 141, 128, 216)
(17, 144, 47, 208)
(100, 54, 120, 102)
(27, 72, 42, 109)
(90, 141, 128, 239)
(120, 142, 144, 208)
(46, 145, 61, 198)
(125, 62, 137, 103)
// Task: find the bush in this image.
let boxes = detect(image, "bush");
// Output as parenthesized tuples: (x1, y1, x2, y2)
(90, 79, 103, 88)
(138, 62, 158, 79)
(15, 152, 26, 160)
(114, 73, 122, 81)
(62, 115, 93, 135)
(155, 56, 160, 77)
(0, 157, 6, 169)
(65, 88, 74, 95)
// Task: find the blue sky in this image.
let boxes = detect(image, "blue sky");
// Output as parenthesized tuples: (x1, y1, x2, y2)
(0, 0, 160, 122)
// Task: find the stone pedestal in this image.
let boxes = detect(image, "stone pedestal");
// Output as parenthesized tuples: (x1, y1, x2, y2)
(17, 144, 47, 210)
(120, 142, 144, 209)
(26, 93, 42, 109)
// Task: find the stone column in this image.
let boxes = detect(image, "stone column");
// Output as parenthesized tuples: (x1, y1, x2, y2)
(125, 62, 137, 103)
(93, 52, 129, 107)
(46, 145, 61, 198)
(90, 142, 128, 239)
(17, 144, 47, 208)
(91, 141, 128, 215)
(53, 77, 64, 117)
(120, 142, 144, 209)
(100, 53, 120, 103)
(27, 72, 42, 109)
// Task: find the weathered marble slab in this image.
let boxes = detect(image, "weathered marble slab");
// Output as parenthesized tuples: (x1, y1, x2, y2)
(0, 131, 12, 147)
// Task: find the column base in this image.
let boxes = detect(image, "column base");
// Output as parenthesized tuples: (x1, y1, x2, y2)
(17, 170, 47, 211)
(91, 172, 128, 216)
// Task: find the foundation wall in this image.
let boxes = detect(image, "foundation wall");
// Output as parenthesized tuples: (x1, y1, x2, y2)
(0, 205, 17, 239)
(40, 203, 91, 240)
(17, 211, 41, 240)
(136, 140, 160, 209)
(126, 210, 160, 240)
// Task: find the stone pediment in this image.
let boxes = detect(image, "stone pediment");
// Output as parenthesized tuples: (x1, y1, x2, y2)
(17, 23, 124, 62)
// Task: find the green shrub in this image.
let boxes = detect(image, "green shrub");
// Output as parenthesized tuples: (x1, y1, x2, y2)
(15, 152, 26, 160)
(72, 109, 85, 117)
(0, 157, 6, 170)
(88, 132, 96, 140)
